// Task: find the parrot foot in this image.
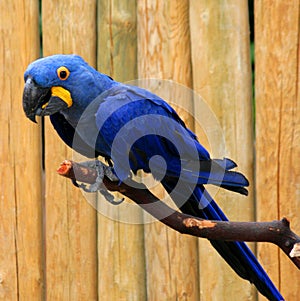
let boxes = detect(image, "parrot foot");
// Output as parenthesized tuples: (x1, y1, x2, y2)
(77, 160, 124, 206)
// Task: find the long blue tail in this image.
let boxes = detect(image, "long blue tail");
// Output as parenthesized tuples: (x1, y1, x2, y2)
(161, 178, 284, 301)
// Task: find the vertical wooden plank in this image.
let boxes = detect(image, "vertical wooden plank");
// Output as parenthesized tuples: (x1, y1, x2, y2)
(97, 0, 138, 82)
(190, 1, 256, 300)
(42, 1, 97, 300)
(137, 1, 199, 300)
(97, 1, 147, 300)
(255, 1, 300, 300)
(0, 1, 42, 300)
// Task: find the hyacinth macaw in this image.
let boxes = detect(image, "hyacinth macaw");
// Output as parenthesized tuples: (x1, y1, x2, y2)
(23, 54, 283, 301)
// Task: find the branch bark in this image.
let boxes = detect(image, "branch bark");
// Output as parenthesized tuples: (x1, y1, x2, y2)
(57, 160, 300, 270)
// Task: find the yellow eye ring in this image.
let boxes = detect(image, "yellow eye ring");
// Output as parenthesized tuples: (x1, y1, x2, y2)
(57, 66, 70, 80)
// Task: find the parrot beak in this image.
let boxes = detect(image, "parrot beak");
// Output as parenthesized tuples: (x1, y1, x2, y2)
(23, 77, 70, 123)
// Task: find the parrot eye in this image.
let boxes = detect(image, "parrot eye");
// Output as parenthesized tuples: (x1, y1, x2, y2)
(57, 66, 70, 80)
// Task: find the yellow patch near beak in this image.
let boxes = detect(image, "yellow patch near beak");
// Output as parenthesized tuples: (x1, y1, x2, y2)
(51, 86, 73, 108)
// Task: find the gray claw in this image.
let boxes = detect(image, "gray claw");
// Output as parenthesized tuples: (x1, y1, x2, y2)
(78, 160, 124, 205)
(99, 190, 125, 205)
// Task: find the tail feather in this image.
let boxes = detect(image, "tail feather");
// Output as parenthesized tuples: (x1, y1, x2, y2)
(220, 184, 248, 195)
(180, 158, 250, 188)
(161, 178, 284, 301)
(213, 158, 237, 170)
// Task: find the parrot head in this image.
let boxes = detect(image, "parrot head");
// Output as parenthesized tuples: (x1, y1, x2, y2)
(23, 54, 114, 123)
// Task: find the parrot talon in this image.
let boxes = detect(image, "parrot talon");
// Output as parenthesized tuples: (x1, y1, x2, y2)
(71, 178, 80, 188)
(78, 160, 124, 205)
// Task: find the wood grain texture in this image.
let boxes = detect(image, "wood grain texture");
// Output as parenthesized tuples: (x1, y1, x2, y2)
(0, 1, 42, 300)
(255, 1, 300, 300)
(138, 1, 199, 300)
(97, 1, 147, 300)
(42, 1, 97, 300)
(97, 0, 137, 82)
(190, 1, 256, 300)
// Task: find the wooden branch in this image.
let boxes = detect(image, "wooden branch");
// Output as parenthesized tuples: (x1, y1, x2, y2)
(57, 160, 300, 270)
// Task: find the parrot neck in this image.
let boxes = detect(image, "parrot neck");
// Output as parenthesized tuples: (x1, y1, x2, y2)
(61, 74, 119, 128)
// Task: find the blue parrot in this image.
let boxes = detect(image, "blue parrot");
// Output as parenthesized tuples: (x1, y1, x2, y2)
(23, 54, 283, 301)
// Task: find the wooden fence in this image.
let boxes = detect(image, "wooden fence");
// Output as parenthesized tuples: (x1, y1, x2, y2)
(0, 1, 299, 300)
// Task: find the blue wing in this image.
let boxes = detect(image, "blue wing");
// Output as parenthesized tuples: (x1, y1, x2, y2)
(93, 84, 248, 191)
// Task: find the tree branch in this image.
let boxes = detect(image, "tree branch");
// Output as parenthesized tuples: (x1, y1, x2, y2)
(57, 160, 300, 270)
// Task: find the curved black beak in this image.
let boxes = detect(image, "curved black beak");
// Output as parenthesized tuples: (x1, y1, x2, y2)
(23, 77, 50, 122)
(23, 77, 69, 123)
